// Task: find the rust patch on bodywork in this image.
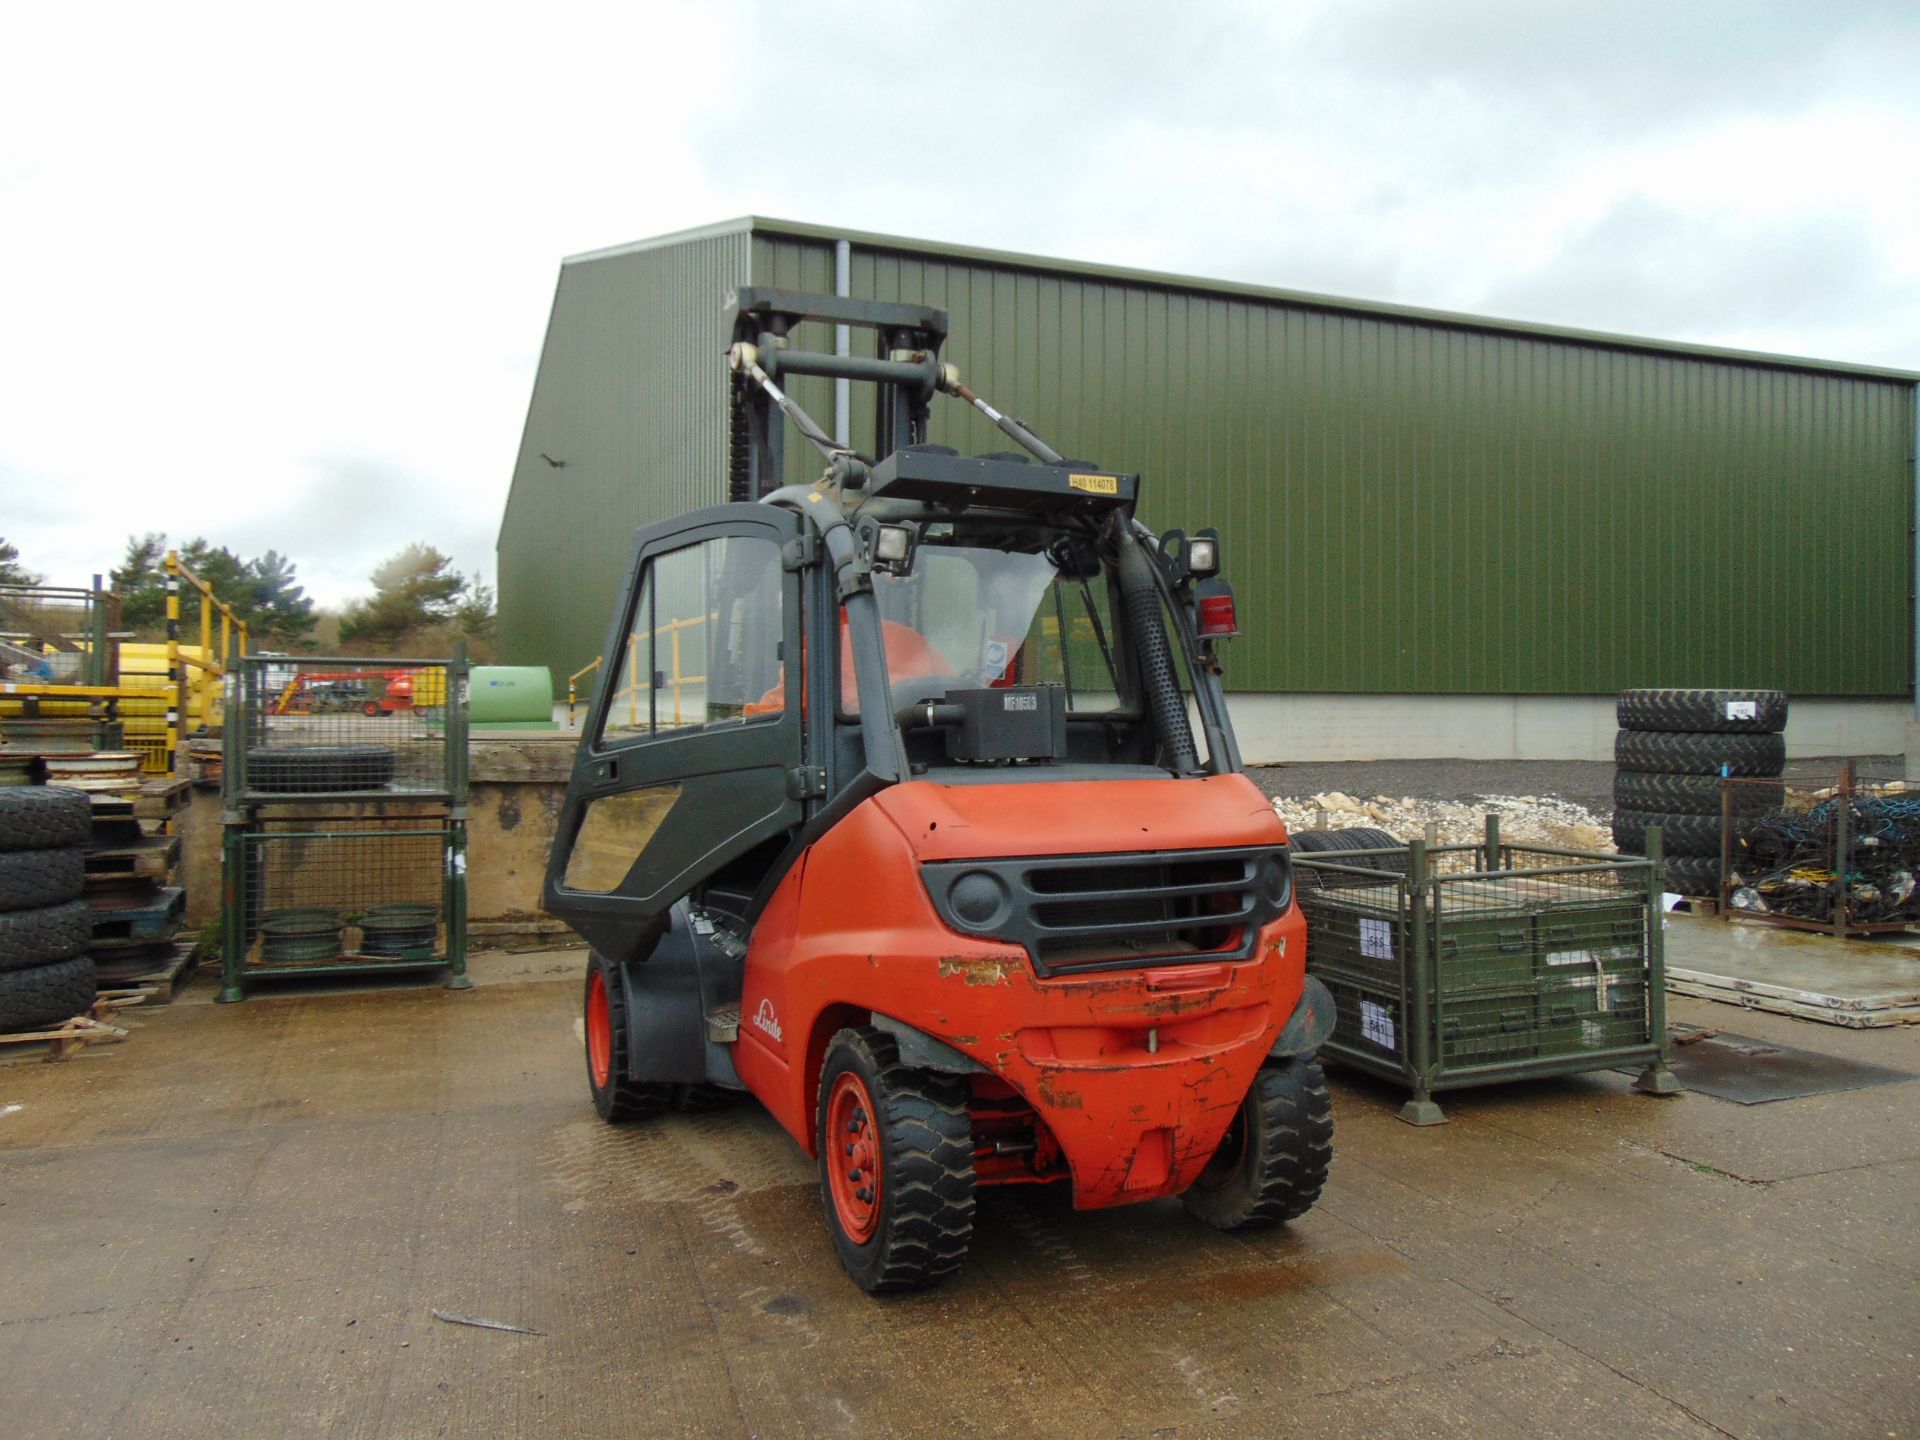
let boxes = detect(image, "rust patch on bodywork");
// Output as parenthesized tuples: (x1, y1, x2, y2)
(1037, 1077, 1085, 1110)
(937, 954, 1023, 987)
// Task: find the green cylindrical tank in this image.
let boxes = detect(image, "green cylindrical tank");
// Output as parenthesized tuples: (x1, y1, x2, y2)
(469, 666, 556, 728)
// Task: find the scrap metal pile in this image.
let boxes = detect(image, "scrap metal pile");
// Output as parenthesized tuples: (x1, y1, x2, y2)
(1734, 788, 1920, 925)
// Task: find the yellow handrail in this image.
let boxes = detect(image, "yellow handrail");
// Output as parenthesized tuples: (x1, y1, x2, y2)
(566, 655, 603, 726)
(570, 612, 716, 731)
(165, 550, 251, 774)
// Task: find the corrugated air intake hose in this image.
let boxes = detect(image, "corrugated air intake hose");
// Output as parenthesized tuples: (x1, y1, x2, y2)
(1114, 523, 1199, 775)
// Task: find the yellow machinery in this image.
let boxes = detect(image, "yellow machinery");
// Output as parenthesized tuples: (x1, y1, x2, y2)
(0, 552, 248, 773)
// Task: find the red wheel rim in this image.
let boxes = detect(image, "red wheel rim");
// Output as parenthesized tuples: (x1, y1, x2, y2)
(825, 1071, 882, 1243)
(586, 969, 612, 1089)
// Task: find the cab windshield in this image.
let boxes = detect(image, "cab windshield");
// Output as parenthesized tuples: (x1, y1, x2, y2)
(858, 537, 1123, 716)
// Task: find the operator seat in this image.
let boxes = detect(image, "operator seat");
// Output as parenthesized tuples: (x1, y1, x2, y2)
(743, 617, 954, 718)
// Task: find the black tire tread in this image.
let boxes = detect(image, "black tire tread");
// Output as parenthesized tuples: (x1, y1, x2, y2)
(819, 1027, 975, 1293)
(584, 955, 669, 1123)
(0, 787, 92, 852)
(1617, 688, 1787, 735)
(0, 847, 86, 912)
(1615, 730, 1785, 778)
(1613, 770, 1783, 817)
(1611, 809, 1743, 859)
(1663, 855, 1724, 896)
(0, 897, 91, 972)
(1182, 1057, 1333, 1231)
(1291, 827, 1406, 890)
(0, 954, 98, 1032)
(245, 745, 398, 795)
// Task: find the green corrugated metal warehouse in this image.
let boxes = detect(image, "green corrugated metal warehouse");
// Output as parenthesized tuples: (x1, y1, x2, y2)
(498, 217, 1919, 762)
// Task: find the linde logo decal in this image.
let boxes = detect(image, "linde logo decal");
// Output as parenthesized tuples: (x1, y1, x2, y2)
(751, 998, 783, 1043)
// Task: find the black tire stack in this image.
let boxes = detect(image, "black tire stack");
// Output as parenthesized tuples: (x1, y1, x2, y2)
(1289, 827, 1407, 890)
(1612, 689, 1788, 895)
(0, 787, 99, 1031)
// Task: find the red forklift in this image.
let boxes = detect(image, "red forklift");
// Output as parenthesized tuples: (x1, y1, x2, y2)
(273, 668, 424, 717)
(544, 290, 1335, 1291)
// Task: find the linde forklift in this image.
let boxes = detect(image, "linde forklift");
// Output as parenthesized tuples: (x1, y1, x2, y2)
(544, 289, 1334, 1292)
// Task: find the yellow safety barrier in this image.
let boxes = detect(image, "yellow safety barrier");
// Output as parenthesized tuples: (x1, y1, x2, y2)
(158, 551, 250, 773)
(565, 612, 714, 729)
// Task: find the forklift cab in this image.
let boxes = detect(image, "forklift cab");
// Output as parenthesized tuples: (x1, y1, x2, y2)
(545, 458, 1242, 964)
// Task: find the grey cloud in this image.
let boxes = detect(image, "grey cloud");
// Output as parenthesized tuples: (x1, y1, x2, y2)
(220, 453, 498, 607)
(1306, 0, 1918, 131)
(1476, 197, 1899, 342)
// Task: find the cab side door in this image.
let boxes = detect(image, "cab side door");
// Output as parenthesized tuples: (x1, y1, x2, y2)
(544, 504, 806, 960)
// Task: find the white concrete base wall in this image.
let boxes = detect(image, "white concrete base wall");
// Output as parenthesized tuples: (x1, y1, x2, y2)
(1223, 693, 1912, 764)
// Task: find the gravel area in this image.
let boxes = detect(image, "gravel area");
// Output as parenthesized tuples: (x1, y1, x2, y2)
(1244, 754, 1906, 852)
(1248, 759, 1613, 814)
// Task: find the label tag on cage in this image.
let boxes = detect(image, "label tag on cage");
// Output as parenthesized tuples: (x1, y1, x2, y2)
(1725, 700, 1756, 721)
(1547, 947, 1594, 967)
(1581, 1018, 1606, 1048)
(1360, 1000, 1396, 1049)
(1358, 918, 1393, 961)
(446, 851, 466, 877)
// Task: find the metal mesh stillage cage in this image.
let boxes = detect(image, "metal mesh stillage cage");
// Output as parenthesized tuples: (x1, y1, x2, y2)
(1296, 820, 1677, 1125)
(220, 649, 469, 1001)
(225, 654, 466, 801)
(1716, 762, 1919, 937)
(222, 816, 468, 985)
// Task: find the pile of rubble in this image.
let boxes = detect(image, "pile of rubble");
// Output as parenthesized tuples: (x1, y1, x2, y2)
(1272, 791, 1612, 853)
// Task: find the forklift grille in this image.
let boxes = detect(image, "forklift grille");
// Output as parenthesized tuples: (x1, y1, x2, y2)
(923, 847, 1287, 976)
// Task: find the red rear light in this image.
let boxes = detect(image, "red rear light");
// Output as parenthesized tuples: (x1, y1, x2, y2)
(1198, 594, 1238, 637)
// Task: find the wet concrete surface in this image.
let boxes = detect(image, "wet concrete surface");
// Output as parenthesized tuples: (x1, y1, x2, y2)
(2, 958, 1916, 1439)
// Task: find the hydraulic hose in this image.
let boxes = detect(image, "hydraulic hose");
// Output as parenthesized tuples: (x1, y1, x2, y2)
(1113, 522, 1199, 775)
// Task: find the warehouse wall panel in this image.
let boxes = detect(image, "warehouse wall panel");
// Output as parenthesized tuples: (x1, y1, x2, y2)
(498, 229, 750, 678)
(500, 219, 1915, 700)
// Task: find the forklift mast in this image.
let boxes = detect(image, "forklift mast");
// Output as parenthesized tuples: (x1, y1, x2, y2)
(723, 289, 949, 501)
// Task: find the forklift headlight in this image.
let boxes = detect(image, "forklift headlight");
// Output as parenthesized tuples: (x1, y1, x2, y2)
(875, 524, 913, 564)
(1186, 536, 1219, 576)
(946, 870, 1012, 930)
(1263, 852, 1293, 910)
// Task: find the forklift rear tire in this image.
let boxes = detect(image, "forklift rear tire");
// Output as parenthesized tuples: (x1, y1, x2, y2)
(816, 1027, 976, 1293)
(583, 954, 670, 1123)
(1181, 1056, 1333, 1231)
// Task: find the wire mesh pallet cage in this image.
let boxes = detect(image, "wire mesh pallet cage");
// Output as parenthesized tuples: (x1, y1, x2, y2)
(224, 652, 468, 802)
(1712, 761, 1919, 936)
(219, 813, 469, 998)
(219, 646, 470, 1001)
(1296, 819, 1677, 1125)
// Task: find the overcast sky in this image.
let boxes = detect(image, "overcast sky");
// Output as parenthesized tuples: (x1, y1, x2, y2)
(4, 1, 1916, 608)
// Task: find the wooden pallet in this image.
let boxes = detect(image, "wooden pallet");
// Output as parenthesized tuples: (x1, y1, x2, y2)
(87, 778, 190, 822)
(134, 778, 191, 820)
(0, 1001, 130, 1062)
(93, 945, 197, 1005)
(89, 886, 186, 943)
(82, 833, 179, 881)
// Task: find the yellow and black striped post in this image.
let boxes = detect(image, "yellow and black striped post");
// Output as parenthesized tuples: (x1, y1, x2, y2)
(164, 550, 182, 775)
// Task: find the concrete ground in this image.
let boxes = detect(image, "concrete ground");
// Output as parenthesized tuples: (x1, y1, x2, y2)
(3, 951, 1916, 1440)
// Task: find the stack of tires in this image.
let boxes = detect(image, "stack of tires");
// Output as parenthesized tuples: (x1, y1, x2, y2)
(1289, 827, 1406, 889)
(0, 787, 98, 1032)
(1612, 689, 1788, 895)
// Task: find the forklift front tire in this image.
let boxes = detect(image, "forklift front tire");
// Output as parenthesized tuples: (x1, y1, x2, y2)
(816, 1027, 976, 1294)
(584, 954, 669, 1123)
(1180, 1056, 1333, 1231)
